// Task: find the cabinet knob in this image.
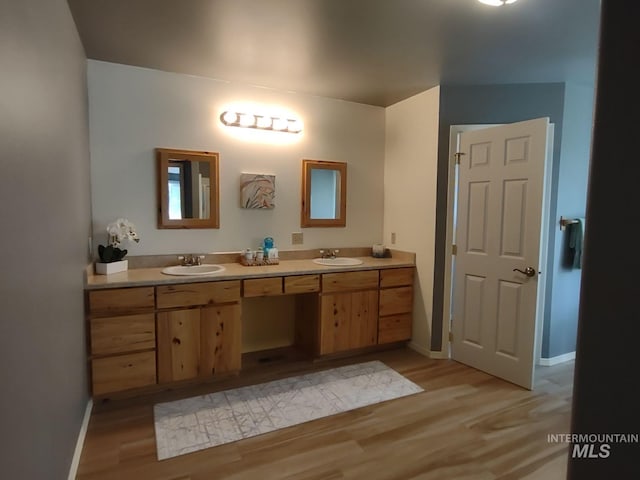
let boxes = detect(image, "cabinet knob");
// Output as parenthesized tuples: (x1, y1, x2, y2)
(172, 337, 181, 345)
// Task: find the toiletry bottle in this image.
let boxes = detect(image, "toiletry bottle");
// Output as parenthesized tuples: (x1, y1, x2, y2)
(263, 237, 274, 257)
(245, 248, 254, 263)
(255, 247, 264, 262)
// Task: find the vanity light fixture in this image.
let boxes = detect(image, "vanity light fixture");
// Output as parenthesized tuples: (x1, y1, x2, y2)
(220, 110, 303, 134)
(478, 0, 518, 6)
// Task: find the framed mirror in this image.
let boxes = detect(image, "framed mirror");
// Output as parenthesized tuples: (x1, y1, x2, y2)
(301, 159, 347, 227)
(156, 148, 219, 229)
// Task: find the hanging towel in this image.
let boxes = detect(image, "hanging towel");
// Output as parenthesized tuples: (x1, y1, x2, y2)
(563, 218, 585, 269)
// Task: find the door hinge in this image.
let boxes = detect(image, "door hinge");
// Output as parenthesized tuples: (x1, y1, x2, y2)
(452, 244, 457, 255)
(448, 331, 454, 342)
(454, 152, 465, 165)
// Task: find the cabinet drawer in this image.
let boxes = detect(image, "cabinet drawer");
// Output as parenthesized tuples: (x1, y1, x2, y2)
(379, 286, 413, 316)
(378, 314, 412, 344)
(90, 313, 156, 356)
(322, 270, 379, 293)
(243, 277, 283, 297)
(284, 274, 320, 294)
(91, 351, 156, 396)
(156, 280, 241, 308)
(88, 287, 155, 316)
(380, 267, 414, 288)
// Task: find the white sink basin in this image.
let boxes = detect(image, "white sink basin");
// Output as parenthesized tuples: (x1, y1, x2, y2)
(162, 264, 226, 276)
(312, 257, 363, 266)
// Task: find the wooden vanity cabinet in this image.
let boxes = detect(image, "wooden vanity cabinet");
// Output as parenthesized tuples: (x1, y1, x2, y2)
(378, 268, 414, 343)
(86, 265, 415, 396)
(318, 270, 379, 355)
(87, 287, 157, 396)
(155, 280, 241, 384)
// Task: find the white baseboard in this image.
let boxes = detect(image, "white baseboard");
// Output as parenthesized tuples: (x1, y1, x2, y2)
(428, 350, 449, 359)
(539, 351, 576, 366)
(407, 341, 430, 357)
(407, 342, 449, 359)
(68, 399, 93, 480)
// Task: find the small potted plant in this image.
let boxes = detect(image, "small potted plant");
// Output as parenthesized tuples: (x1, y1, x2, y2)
(95, 218, 140, 274)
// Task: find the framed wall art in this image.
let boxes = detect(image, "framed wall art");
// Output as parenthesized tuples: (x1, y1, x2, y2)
(240, 173, 276, 209)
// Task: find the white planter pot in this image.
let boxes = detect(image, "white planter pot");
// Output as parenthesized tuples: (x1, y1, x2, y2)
(95, 259, 128, 275)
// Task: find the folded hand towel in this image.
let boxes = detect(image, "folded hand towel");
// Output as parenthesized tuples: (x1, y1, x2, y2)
(564, 217, 585, 269)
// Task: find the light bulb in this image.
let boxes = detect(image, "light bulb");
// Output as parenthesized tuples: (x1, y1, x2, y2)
(272, 117, 288, 131)
(288, 119, 303, 133)
(221, 111, 238, 125)
(239, 113, 256, 127)
(256, 115, 272, 129)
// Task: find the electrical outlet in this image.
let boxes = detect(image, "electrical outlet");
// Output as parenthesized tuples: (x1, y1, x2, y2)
(291, 232, 304, 245)
(391, 232, 396, 245)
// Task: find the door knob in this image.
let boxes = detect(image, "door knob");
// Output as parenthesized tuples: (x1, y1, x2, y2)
(513, 266, 537, 277)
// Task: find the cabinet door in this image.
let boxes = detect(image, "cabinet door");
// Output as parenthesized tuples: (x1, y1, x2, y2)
(379, 286, 413, 316)
(243, 277, 283, 297)
(319, 290, 378, 355)
(157, 304, 241, 383)
(378, 313, 412, 344)
(157, 309, 201, 383)
(348, 290, 379, 349)
(320, 293, 352, 355)
(200, 304, 241, 375)
(380, 267, 414, 288)
(90, 313, 155, 356)
(91, 351, 156, 396)
(322, 271, 379, 293)
(156, 281, 241, 309)
(89, 287, 155, 316)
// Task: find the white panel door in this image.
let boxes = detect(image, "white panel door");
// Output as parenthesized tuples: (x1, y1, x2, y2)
(452, 118, 549, 389)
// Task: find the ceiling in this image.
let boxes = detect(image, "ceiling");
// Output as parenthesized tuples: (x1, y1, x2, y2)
(67, 0, 600, 107)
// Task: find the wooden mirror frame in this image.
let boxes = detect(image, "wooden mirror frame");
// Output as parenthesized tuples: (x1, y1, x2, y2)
(301, 159, 347, 228)
(156, 148, 220, 229)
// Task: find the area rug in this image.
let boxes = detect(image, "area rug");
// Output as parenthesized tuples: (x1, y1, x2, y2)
(153, 360, 423, 459)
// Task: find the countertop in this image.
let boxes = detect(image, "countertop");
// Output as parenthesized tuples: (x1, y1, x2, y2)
(85, 256, 415, 290)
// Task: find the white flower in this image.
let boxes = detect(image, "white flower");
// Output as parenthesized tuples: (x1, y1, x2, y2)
(106, 218, 140, 247)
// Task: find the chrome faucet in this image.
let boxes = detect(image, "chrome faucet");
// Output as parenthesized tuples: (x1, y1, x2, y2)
(178, 254, 204, 266)
(319, 249, 340, 259)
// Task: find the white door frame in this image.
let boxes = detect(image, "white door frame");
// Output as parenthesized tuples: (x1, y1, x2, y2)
(442, 123, 554, 367)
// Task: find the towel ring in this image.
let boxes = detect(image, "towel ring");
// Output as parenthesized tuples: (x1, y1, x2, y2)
(559, 216, 580, 231)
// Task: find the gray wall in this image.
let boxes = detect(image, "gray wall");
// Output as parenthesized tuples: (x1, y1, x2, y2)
(0, 0, 91, 478)
(543, 83, 594, 358)
(570, 2, 639, 475)
(431, 83, 567, 351)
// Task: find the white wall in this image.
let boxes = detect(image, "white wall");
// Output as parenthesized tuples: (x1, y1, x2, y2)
(88, 61, 385, 255)
(384, 87, 441, 354)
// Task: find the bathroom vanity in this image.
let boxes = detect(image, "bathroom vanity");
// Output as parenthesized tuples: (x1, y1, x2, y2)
(85, 251, 415, 398)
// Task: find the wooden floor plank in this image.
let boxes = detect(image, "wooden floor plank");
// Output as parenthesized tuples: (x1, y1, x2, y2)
(76, 348, 573, 480)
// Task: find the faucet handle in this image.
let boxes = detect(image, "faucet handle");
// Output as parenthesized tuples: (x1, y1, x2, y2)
(195, 255, 204, 265)
(319, 249, 325, 258)
(333, 249, 340, 256)
(179, 254, 196, 266)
